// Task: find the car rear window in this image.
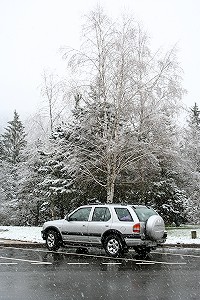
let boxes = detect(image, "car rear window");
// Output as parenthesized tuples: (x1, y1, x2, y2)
(133, 206, 157, 222)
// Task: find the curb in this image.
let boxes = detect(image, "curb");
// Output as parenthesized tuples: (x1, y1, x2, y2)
(163, 243, 200, 248)
(0, 240, 45, 248)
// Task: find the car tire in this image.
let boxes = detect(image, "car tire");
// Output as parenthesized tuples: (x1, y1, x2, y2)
(146, 215, 165, 240)
(46, 230, 61, 251)
(104, 234, 124, 257)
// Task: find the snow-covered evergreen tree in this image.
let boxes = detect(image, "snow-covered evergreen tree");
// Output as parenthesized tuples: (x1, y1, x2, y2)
(31, 126, 76, 220)
(181, 103, 200, 223)
(65, 100, 139, 202)
(147, 179, 188, 225)
(185, 103, 200, 169)
(0, 111, 27, 224)
(189, 102, 200, 127)
(1, 110, 26, 164)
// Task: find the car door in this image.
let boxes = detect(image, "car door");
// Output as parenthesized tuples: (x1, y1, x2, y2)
(61, 207, 92, 244)
(87, 206, 112, 244)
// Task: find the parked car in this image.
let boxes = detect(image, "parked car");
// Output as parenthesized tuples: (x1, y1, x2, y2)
(41, 203, 167, 257)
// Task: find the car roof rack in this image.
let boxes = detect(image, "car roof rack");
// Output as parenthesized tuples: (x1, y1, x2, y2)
(88, 200, 104, 205)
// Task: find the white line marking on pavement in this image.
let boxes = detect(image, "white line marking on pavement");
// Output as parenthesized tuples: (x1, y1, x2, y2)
(136, 262, 155, 265)
(142, 259, 187, 265)
(67, 262, 89, 265)
(102, 262, 122, 265)
(31, 262, 52, 265)
(0, 256, 52, 265)
(0, 263, 18, 265)
(153, 251, 200, 258)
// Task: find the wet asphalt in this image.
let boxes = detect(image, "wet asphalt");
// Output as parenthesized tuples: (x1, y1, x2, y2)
(0, 246, 199, 300)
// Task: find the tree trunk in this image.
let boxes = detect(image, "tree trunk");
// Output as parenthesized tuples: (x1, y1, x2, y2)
(107, 176, 115, 203)
(106, 156, 116, 203)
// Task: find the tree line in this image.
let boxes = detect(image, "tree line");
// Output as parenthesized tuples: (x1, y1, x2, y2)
(0, 8, 199, 226)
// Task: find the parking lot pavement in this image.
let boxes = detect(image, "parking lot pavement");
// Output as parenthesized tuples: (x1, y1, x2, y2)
(0, 245, 200, 268)
(0, 246, 200, 300)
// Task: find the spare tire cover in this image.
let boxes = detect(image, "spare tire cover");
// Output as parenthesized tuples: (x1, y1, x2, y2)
(146, 215, 165, 240)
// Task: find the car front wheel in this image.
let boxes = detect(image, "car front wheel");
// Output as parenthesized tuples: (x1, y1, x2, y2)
(46, 230, 60, 251)
(104, 234, 124, 257)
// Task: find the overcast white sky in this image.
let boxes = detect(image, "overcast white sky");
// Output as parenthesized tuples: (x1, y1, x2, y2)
(0, 0, 200, 126)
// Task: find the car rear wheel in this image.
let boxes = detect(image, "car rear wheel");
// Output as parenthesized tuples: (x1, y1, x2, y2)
(104, 234, 124, 257)
(46, 230, 60, 251)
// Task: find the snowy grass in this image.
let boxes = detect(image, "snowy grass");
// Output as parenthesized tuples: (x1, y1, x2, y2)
(0, 225, 200, 245)
(166, 225, 200, 245)
(0, 226, 44, 243)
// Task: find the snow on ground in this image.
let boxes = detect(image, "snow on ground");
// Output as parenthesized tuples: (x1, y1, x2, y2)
(0, 225, 200, 245)
(166, 226, 200, 245)
(0, 226, 44, 243)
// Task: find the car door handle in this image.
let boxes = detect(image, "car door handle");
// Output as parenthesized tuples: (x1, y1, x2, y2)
(82, 224, 86, 227)
(105, 225, 109, 227)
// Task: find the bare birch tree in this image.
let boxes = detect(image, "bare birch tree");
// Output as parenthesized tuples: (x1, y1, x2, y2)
(62, 7, 185, 203)
(41, 70, 69, 133)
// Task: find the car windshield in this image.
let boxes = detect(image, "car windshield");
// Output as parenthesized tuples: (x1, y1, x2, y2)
(133, 206, 157, 222)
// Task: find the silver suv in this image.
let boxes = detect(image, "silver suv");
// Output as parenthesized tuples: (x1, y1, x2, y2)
(41, 204, 167, 257)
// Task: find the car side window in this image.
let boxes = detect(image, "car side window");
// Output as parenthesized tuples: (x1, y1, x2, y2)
(92, 207, 111, 222)
(115, 208, 133, 221)
(69, 207, 91, 222)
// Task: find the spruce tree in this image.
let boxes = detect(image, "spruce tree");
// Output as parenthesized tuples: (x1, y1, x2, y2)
(1, 110, 27, 164)
(186, 103, 200, 171)
(190, 102, 200, 127)
(0, 111, 27, 224)
(181, 102, 200, 223)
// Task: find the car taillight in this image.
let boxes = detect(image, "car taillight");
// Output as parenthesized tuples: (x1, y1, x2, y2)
(133, 223, 140, 233)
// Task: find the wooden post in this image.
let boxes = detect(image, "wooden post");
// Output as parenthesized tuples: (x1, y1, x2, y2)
(191, 230, 197, 239)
